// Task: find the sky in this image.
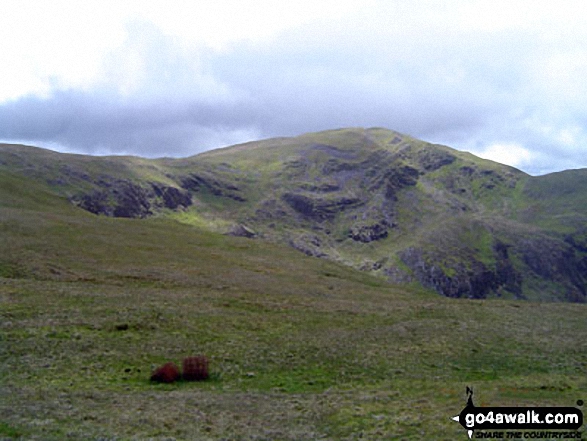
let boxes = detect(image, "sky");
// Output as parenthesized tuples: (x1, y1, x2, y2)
(1, 1, 586, 175)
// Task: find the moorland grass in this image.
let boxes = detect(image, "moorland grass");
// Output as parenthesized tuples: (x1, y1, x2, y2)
(1, 196, 586, 440)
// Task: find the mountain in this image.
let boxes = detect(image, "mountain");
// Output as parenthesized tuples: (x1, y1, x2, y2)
(2, 127, 587, 302)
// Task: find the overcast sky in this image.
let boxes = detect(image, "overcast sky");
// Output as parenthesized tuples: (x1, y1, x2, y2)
(1, 1, 586, 175)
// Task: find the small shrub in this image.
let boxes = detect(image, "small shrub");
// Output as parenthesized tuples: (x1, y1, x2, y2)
(182, 356, 209, 381)
(150, 362, 180, 383)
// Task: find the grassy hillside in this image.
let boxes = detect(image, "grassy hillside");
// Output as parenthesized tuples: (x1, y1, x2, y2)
(1, 152, 586, 439)
(519, 169, 587, 231)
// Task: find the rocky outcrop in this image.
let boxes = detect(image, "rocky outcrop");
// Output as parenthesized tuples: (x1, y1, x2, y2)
(493, 240, 523, 297)
(397, 235, 586, 302)
(282, 193, 363, 222)
(399, 247, 502, 299)
(417, 148, 456, 171)
(111, 182, 152, 218)
(368, 164, 419, 200)
(75, 190, 111, 216)
(228, 224, 256, 238)
(349, 221, 390, 243)
(73, 180, 152, 218)
(298, 182, 340, 192)
(289, 234, 328, 258)
(398, 240, 524, 299)
(322, 159, 361, 174)
(518, 235, 586, 302)
(151, 183, 192, 209)
(180, 173, 245, 201)
(73, 181, 192, 218)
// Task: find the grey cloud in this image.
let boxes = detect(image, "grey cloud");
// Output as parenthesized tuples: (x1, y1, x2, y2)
(1, 12, 586, 175)
(0, 88, 261, 157)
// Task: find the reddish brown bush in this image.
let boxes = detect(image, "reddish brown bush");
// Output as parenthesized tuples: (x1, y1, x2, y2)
(150, 362, 180, 383)
(182, 356, 209, 381)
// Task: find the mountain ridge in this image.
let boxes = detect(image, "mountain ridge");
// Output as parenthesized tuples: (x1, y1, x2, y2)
(2, 127, 586, 302)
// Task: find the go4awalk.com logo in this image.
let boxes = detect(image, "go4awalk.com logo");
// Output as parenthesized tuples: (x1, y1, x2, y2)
(452, 387, 584, 439)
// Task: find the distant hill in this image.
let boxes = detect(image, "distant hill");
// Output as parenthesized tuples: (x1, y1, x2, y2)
(2, 127, 586, 302)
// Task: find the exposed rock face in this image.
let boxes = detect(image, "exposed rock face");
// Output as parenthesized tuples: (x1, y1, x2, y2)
(417, 148, 456, 171)
(111, 181, 152, 218)
(289, 234, 328, 258)
(349, 222, 390, 243)
(180, 173, 245, 201)
(282, 193, 363, 222)
(398, 240, 525, 300)
(397, 236, 586, 302)
(73, 181, 192, 217)
(76, 191, 110, 216)
(493, 241, 523, 297)
(74, 180, 152, 218)
(519, 236, 586, 302)
(228, 224, 256, 238)
(368, 165, 419, 200)
(254, 199, 289, 221)
(322, 158, 361, 174)
(298, 182, 340, 192)
(399, 247, 502, 299)
(151, 183, 192, 209)
(360, 258, 387, 271)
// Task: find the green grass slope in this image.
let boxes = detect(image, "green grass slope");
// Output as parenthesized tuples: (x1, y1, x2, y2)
(1, 149, 586, 439)
(518, 169, 587, 231)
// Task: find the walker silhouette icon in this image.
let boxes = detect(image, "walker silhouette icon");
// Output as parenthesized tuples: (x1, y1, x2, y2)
(452, 386, 476, 438)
